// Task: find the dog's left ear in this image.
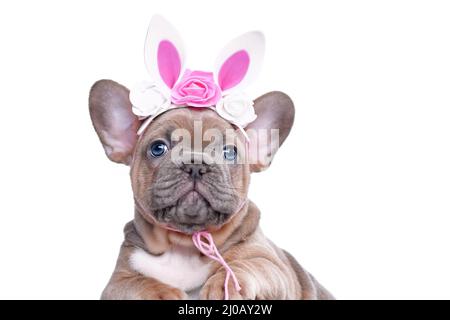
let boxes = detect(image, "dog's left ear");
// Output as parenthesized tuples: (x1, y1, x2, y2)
(89, 80, 141, 165)
(245, 91, 295, 172)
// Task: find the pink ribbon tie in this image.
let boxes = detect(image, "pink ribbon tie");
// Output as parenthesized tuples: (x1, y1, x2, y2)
(192, 231, 241, 300)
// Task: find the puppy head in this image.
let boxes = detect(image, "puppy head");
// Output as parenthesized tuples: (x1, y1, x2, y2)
(89, 80, 294, 234)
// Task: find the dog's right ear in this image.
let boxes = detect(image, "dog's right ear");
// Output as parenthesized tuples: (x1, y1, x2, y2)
(89, 80, 141, 165)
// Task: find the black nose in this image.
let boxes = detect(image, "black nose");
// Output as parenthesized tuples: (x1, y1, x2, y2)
(182, 164, 208, 179)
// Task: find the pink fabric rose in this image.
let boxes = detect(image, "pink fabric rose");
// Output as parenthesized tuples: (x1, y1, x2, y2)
(171, 70, 222, 107)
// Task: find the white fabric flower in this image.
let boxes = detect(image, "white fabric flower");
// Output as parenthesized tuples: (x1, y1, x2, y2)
(130, 81, 170, 118)
(215, 93, 257, 127)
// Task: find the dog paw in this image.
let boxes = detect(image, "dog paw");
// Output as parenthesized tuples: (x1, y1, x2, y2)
(141, 285, 188, 300)
(200, 271, 256, 300)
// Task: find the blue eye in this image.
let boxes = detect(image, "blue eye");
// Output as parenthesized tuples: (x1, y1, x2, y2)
(148, 141, 168, 158)
(223, 145, 238, 161)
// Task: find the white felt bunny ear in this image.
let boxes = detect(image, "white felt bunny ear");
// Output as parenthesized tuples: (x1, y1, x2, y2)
(214, 31, 265, 94)
(144, 15, 186, 92)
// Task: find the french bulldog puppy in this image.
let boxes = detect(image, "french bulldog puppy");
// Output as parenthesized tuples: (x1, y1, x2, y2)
(89, 79, 334, 300)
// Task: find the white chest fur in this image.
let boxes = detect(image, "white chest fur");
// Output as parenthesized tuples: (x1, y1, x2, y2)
(129, 246, 211, 293)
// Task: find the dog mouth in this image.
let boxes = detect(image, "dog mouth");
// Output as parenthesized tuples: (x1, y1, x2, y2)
(152, 190, 230, 234)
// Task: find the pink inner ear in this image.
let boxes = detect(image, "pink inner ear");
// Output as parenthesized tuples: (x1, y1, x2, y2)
(218, 50, 250, 91)
(157, 40, 181, 88)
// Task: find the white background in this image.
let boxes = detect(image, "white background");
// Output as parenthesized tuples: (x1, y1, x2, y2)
(0, 0, 449, 299)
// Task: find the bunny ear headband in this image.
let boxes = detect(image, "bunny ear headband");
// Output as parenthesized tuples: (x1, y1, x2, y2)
(130, 15, 265, 139)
